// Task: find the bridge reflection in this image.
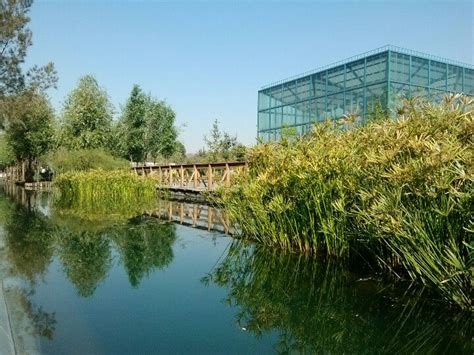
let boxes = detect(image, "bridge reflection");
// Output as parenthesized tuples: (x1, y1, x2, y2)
(1, 183, 233, 235)
(145, 200, 232, 235)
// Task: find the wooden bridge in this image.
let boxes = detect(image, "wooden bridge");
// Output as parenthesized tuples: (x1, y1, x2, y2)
(132, 161, 247, 193)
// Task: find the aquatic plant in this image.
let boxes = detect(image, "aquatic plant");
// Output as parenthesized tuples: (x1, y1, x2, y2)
(54, 169, 157, 216)
(219, 94, 473, 310)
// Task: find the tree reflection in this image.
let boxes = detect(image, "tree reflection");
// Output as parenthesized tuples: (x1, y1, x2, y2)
(205, 241, 473, 354)
(57, 230, 113, 298)
(4, 205, 55, 283)
(111, 216, 176, 287)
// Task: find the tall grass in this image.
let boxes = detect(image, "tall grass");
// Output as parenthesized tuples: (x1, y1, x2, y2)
(55, 169, 157, 217)
(219, 95, 473, 310)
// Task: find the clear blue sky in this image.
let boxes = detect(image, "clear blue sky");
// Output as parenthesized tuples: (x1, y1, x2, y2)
(27, 0, 473, 153)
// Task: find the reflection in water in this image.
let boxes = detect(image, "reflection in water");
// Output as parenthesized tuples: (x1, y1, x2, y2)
(0, 185, 472, 353)
(111, 216, 176, 288)
(1, 186, 177, 296)
(4, 205, 54, 283)
(204, 241, 473, 354)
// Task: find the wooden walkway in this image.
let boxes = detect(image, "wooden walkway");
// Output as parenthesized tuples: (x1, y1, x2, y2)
(132, 161, 247, 193)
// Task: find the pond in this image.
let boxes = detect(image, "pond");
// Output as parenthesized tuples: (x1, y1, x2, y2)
(0, 186, 471, 354)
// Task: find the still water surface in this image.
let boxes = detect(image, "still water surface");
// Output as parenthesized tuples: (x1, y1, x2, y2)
(0, 187, 471, 354)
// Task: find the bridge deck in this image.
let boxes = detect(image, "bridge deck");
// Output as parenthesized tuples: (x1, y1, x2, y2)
(133, 161, 247, 194)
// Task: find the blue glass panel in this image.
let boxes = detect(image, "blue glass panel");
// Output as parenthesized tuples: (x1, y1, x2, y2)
(366, 52, 387, 85)
(430, 61, 447, 90)
(345, 59, 365, 90)
(411, 57, 429, 87)
(464, 68, 474, 95)
(447, 65, 463, 92)
(390, 52, 410, 83)
(327, 66, 345, 95)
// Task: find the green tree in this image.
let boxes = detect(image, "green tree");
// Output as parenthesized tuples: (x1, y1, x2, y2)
(5, 90, 54, 181)
(145, 97, 178, 160)
(0, 132, 15, 168)
(0, 0, 57, 127)
(204, 119, 222, 162)
(203, 119, 246, 162)
(120, 85, 147, 162)
(61, 75, 113, 149)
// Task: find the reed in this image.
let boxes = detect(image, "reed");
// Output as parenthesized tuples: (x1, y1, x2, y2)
(219, 94, 473, 310)
(54, 169, 157, 216)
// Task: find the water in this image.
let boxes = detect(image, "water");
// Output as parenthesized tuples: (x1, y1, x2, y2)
(0, 187, 471, 354)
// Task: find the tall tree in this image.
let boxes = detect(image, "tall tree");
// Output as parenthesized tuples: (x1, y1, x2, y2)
(120, 85, 147, 162)
(204, 119, 222, 162)
(61, 75, 113, 150)
(0, 0, 57, 127)
(5, 90, 54, 181)
(203, 119, 245, 162)
(145, 98, 178, 160)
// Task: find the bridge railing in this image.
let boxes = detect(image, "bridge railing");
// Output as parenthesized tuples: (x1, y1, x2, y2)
(132, 161, 247, 192)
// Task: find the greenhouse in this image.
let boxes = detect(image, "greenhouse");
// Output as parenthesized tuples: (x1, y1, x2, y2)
(257, 45, 474, 141)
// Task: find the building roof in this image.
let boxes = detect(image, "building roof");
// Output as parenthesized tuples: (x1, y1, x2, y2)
(261, 45, 474, 90)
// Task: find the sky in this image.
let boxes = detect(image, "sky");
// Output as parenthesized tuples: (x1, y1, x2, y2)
(27, 0, 473, 153)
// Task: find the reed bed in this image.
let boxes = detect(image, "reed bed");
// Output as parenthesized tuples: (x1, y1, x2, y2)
(219, 95, 473, 310)
(55, 169, 157, 216)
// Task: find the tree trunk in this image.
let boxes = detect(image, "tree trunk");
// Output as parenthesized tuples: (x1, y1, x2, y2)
(25, 159, 35, 182)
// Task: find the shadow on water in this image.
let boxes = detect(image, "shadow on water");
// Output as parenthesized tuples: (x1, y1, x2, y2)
(203, 241, 473, 354)
(0, 184, 472, 353)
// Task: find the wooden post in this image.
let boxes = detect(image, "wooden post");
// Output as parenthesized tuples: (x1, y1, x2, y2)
(168, 166, 172, 186)
(180, 165, 184, 187)
(193, 165, 198, 189)
(225, 163, 230, 187)
(208, 164, 213, 190)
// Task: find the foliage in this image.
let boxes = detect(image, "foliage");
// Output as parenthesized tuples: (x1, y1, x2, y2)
(144, 96, 178, 159)
(115, 86, 180, 162)
(54, 169, 157, 216)
(60, 75, 113, 150)
(0, 0, 57, 127)
(219, 94, 474, 310)
(202, 119, 247, 162)
(45, 148, 129, 174)
(119, 84, 148, 162)
(0, 133, 15, 168)
(5, 90, 54, 180)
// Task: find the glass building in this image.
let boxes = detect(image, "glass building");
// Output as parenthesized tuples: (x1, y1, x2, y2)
(257, 45, 474, 142)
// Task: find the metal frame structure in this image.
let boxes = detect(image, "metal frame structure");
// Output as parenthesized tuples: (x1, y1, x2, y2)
(257, 45, 474, 142)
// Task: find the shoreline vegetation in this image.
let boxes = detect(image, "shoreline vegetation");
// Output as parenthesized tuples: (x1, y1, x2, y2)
(38, 96, 474, 311)
(218, 95, 473, 311)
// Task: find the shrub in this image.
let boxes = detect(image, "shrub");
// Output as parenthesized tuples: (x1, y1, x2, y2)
(45, 148, 129, 174)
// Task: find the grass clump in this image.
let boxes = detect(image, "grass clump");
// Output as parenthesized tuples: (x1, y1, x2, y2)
(219, 95, 473, 310)
(55, 169, 157, 216)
